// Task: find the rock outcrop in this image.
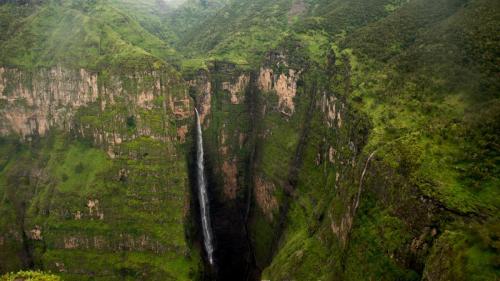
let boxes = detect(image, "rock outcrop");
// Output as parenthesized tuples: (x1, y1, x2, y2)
(258, 67, 299, 116)
(222, 74, 250, 104)
(0, 66, 191, 147)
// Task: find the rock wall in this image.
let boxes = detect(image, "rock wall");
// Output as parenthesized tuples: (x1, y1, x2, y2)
(0, 66, 191, 145)
(0, 65, 200, 280)
(258, 67, 300, 116)
(186, 51, 433, 280)
(0, 67, 99, 136)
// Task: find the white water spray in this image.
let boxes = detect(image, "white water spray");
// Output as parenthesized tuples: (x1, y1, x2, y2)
(195, 108, 215, 265)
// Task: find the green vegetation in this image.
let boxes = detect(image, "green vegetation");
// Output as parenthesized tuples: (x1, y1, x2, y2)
(0, 0, 498, 280)
(0, 131, 198, 280)
(254, 0, 498, 280)
(0, 0, 178, 71)
(1, 271, 61, 281)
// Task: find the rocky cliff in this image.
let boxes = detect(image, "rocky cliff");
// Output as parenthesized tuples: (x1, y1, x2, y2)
(0, 65, 200, 280)
(0, 0, 498, 280)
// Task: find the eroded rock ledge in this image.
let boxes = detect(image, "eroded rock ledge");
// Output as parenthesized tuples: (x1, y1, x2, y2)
(0, 66, 192, 149)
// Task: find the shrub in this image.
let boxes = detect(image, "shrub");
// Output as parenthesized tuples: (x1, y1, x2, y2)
(0, 271, 61, 281)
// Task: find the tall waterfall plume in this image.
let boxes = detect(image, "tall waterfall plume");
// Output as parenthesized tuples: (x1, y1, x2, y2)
(195, 108, 215, 265)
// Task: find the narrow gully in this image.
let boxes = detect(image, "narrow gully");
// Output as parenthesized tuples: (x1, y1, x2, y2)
(191, 106, 258, 280)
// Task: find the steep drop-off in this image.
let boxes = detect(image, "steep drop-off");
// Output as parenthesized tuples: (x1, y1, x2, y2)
(1, 0, 499, 280)
(0, 65, 200, 280)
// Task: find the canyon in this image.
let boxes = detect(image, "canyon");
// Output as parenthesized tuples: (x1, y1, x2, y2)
(0, 0, 498, 281)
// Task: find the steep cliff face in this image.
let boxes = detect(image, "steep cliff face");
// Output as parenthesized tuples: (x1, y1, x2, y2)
(0, 65, 195, 154)
(246, 51, 375, 276)
(255, 1, 500, 280)
(1, 0, 498, 280)
(185, 50, 367, 277)
(185, 63, 254, 279)
(188, 22, 498, 280)
(0, 67, 99, 137)
(0, 65, 200, 280)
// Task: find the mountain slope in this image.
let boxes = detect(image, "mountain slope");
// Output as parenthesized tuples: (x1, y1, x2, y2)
(0, 0, 179, 70)
(259, 0, 499, 279)
(0, 0, 498, 280)
(0, 1, 199, 280)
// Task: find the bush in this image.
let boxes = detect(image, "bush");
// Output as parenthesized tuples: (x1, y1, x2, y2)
(0, 271, 61, 281)
(126, 115, 136, 129)
(74, 162, 85, 174)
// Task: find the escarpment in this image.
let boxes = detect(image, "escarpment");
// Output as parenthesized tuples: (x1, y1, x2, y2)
(0, 67, 99, 137)
(1, 0, 498, 280)
(0, 66, 191, 145)
(182, 52, 374, 278)
(185, 40, 498, 281)
(1, 49, 497, 281)
(0, 65, 200, 279)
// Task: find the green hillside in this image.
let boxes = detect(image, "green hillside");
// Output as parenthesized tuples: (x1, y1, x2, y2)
(0, 0, 498, 280)
(0, 0, 179, 70)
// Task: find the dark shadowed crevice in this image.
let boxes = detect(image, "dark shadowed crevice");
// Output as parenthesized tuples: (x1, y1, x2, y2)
(187, 108, 258, 281)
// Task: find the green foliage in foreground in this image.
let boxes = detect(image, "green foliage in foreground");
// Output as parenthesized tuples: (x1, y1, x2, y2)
(0, 271, 61, 281)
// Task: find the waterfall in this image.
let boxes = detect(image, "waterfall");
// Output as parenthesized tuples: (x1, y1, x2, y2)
(354, 150, 377, 210)
(195, 108, 215, 265)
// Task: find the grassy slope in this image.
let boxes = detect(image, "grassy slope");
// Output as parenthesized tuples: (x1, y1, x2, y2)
(261, 0, 499, 280)
(161, 0, 292, 67)
(0, 132, 199, 280)
(0, 0, 179, 71)
(0, 1, 200, 279)
(346, 0, 500, 215)
(0, 0, 498, 280)
(105, 0, 233, 70)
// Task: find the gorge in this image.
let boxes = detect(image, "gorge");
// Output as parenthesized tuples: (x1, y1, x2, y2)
(194, 108, 214, 266)
(0, 0, 499, 281)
